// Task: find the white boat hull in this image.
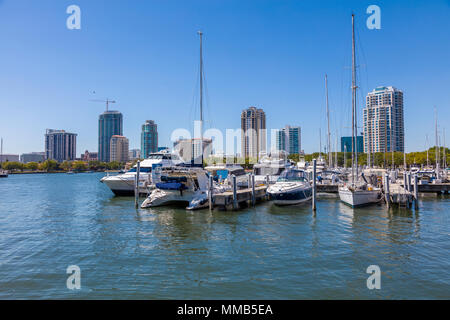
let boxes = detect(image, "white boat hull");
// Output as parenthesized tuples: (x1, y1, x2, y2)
(338, 188, 381, 207)
(101, 174, 150, 196)
(141, 189, 206, 208)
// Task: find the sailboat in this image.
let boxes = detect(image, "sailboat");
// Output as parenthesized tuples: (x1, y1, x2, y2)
(141, 31, 216, 210)
(0, 138, 9, 178)
(338, 14, 381, 207)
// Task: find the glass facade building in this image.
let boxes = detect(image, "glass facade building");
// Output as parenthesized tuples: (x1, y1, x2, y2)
(141, 120, 158, 159)
(98, 111, 123, 162)
(275, 126, 301, 155)
(341, 136, 364, 153)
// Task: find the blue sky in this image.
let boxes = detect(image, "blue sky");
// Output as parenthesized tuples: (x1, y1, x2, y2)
(0, 0, 449, 155)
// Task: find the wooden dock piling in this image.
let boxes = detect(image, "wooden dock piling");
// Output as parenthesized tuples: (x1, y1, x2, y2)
(312, 159, 317, 211)
(134, 160, 140, 208)
(232, 175, 238, 210)
(384, 173, 390, 209)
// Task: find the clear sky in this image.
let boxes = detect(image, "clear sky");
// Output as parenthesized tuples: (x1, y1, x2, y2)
(0, 0, 449, 155)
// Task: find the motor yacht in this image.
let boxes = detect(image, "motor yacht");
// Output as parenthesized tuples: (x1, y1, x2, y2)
(100, 152, 182, 196)
(267, 169, 312, 205)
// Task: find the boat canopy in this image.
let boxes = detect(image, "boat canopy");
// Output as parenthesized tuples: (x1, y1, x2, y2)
(277, 169, 308, 182)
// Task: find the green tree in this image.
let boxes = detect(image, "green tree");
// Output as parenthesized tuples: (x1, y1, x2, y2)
(25, 162, 39, 171)
(40, 160, 59, 172)
(2, 161, 24, 171)
(72, 161, 87, 171)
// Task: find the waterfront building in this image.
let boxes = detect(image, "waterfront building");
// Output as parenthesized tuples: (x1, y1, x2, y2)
(275, 125, 301, 155)
(141, 120, 158, 159)
(21, 152, 45, 163)
(363, 86, 405, 153)
(45, 129, 77, 162)
(0, 154, 20, 162)
(81, 150, 98, 161)
(341, 136, 364, 153)
(241, 106, 266, 159)
(110, 135, 129, 162)
(98, 110, 123, 162)
(173, 138, 212, 164)
(128, 149, 141, 160)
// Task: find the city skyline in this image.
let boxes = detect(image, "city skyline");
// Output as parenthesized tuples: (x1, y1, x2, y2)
(0, 0, 449, 155)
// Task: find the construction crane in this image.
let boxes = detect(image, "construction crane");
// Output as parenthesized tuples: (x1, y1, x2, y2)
(90, 98, 116, 112)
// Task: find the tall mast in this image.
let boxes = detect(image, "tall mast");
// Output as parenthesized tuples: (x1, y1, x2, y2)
(198, 30, 204, 166)
(0, 138, 3, 166)
(319, 128, 322, 158)
(444, 128, 446, 168)
(435, 107, 438, 169)
(325, 74, 331, 167)
(351, 14, 358, 184)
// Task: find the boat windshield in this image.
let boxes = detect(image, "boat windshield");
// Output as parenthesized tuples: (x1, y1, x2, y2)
(128, 167, 152, 173)
(254, 167, 284, 176)
(277, 170, 307, 182)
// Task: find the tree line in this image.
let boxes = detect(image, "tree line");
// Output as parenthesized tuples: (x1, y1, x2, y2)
(1, 160, 124, 172)
(288, 147, 449, 168)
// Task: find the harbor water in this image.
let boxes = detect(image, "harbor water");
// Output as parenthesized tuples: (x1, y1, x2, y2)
(0, 173, 448, 299)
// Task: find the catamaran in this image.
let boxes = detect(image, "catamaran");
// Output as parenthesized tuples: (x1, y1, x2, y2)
(338, 14, 381, 207)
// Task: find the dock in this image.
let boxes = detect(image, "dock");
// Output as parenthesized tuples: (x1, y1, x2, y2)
(213, 185, 267, 209)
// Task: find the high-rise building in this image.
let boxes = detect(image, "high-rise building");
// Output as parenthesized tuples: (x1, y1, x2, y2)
(173, 138, 212, 164)
(275, 125, 301, 155)
(241, 106, 266, 159)
(128, 149, 141, 160)
(21, 152, 45, 163)
(110, 135, 129, 162)
(141, 120, 158, 158)
(341, 136, 364, 153)
(98, 111, 123, 162)
(363, 86, 404, 153)
(45, 129, 77, 162)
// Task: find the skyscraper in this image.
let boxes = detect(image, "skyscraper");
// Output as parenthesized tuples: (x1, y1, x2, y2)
(275, 125, 301, 155)
(45, 129, 77, 162)
(341, 136, 364, 153)
(173, 138, 212, 164)
(363, 86, 404, 153)
(98, 111, 123, 162)
(141, 120, 158, 158)
(241, 106, 266, 159)
(110, 135, 129, 162)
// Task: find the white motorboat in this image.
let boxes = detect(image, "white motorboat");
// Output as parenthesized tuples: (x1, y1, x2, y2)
(253, 151, 293, 185)
(267, 169, 312, 205)
(338, 183, 381, 207)
(205, 164, 249, 188)
(100, 152, 182, 196)
(141, 167, 210, 209)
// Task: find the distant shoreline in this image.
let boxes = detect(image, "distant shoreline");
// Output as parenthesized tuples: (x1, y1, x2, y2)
(8, 170, 114, 175)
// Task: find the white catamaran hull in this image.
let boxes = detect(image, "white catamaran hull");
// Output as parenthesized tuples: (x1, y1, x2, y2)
(338, 188, 381, 207)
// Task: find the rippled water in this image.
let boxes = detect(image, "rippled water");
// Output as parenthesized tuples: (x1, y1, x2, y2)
(0, 173, 448, 299)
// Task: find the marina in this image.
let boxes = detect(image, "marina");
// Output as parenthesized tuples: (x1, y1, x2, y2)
(0, 172, 449, 299)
